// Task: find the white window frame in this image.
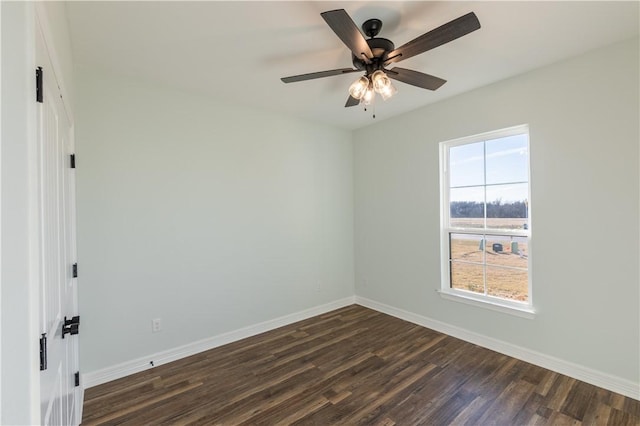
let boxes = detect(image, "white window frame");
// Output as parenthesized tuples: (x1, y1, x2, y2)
(438, 125, 534, 319)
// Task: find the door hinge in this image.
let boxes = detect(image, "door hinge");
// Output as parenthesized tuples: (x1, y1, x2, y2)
(39, 333, 47, 371)
(36, 67, 43, 103)
(74, 372, 80, 387)
(62, 315, 80, 338)
(70, 154, 76, 169)
(72, 263, 78, 278)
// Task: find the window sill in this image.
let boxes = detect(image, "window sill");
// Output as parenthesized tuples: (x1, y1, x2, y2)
(437, 290, 536, 319)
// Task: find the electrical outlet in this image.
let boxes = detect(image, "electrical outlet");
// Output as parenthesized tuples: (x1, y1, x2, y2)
(152, 318, 162, 333)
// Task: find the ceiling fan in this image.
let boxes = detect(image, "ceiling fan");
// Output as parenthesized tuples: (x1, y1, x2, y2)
(281, 9, 481, 108)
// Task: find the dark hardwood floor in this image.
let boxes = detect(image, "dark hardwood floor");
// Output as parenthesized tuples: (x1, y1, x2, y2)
(82, 305, 640, 425)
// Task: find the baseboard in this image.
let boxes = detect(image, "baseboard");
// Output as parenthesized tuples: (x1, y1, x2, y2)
(82, 296, 356, 389)
(83, 294, 639, 400)
(355, 296, 640, 400)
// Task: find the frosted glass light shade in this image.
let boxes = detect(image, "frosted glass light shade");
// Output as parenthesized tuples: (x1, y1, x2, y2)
(371, 70, 391, 93)
(349, 76, 370, 100)
(379, 83, 397, 101)
(360, 87, 375, 106)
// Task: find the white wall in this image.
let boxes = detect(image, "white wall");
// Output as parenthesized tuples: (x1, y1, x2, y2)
(76, 71, 354, 373)
(354, 38, 639, 385)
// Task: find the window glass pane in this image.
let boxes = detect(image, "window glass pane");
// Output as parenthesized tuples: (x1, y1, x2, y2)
(449, 142, 484, 188)
(486, 266, 528, 302)
(485, 183, 528, 231)
(450, 261, 484, 294)
(442, 127, 531, 306)
(485, 134, 528, 185)
(450, 233, 484, 263)
(450, 186, 484, 228)
(484, 235, 528, 269)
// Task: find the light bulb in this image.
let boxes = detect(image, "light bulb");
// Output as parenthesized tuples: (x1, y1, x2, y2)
(349, 76, 370, 100)
(360, 86, 375, 106)
(371, 70, 391, 94)
(379, 82, 397, 101)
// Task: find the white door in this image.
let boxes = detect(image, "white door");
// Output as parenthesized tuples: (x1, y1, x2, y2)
(36, 23, 81, 426)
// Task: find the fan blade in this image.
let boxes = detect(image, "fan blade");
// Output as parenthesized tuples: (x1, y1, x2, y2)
(387, 67, 446, 91)
(321, 9, 373, 62)
(385, 12, 480, 64)
(281, 68, 360, 83)
(345, 95, 360, 107)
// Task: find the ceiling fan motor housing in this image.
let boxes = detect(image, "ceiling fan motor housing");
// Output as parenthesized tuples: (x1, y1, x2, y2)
(352, 37, 395, 73)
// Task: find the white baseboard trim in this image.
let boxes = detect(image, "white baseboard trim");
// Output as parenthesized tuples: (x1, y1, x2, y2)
(355, 296, 640, 400)
(82, 296, 356, 389)
(82, 294, 639, 401)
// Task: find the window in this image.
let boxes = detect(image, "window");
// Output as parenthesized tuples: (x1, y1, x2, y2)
(439, 125, 533, 317)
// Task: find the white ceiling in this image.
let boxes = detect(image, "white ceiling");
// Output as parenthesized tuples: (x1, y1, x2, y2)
(65, 1, 639, 130)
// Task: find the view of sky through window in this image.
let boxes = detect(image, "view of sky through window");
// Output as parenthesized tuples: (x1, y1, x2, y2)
(449, 134, 528, 206)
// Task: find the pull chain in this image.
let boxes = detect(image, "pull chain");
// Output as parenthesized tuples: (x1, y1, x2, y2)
(363, 100, 377, 119)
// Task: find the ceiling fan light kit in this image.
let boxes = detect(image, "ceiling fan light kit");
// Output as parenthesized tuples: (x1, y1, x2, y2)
(281, 8, 481, 115)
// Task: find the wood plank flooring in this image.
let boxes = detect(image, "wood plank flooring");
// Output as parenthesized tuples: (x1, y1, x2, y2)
(82, 305, 640, 425)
